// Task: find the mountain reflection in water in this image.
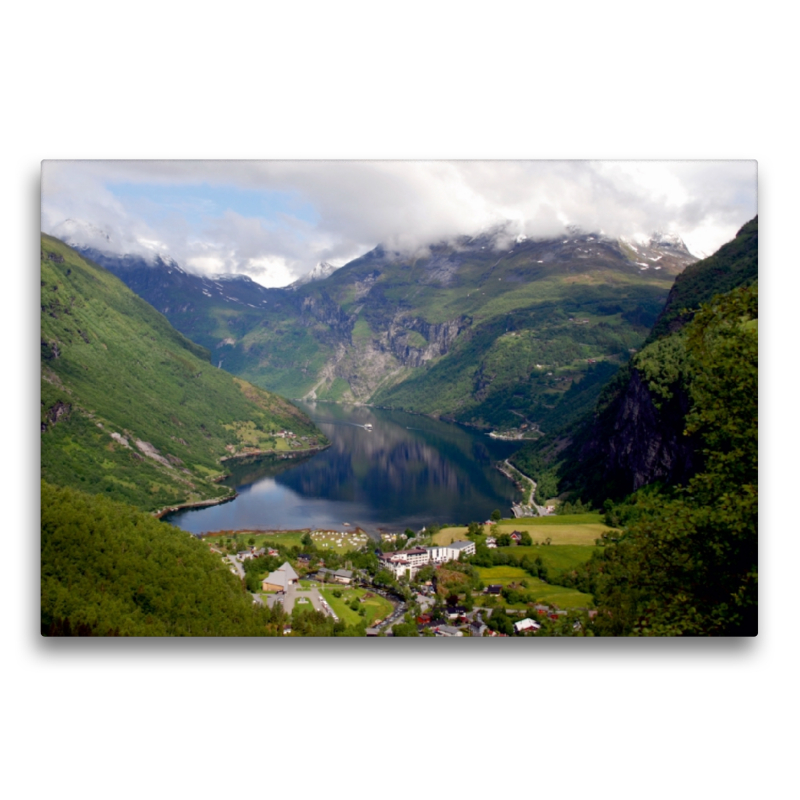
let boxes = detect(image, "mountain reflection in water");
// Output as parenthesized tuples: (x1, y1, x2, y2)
(165, 402, 523, 537)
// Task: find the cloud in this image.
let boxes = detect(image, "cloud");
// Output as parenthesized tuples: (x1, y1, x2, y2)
(41, 160, 757, 286)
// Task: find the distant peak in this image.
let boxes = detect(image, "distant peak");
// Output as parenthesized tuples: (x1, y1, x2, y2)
(288, 260, 341, 289)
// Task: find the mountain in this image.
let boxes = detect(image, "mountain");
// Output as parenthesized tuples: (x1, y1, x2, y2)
(288, 260, 341, 289)
(41, 234, 327, 512)
(78, 228, 697, 433)
(512, 216, 758, 505)
(74, 246, 284, 368)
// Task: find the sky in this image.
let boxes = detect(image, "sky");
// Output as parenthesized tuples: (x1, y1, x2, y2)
(41, 160, 757, 288)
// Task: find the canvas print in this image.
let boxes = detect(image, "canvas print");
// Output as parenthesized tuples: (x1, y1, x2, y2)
(40, 161, 757, 637)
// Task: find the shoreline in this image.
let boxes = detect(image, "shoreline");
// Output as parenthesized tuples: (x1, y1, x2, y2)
(153, 490, 238, 520)
(155, 444, 330, 519)
(219, 443, 330, 464)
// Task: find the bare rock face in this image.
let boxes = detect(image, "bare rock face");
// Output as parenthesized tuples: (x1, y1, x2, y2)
(387, 315, 471, 368)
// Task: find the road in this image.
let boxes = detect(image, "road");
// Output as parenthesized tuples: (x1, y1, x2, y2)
(502, 459, 550, 517)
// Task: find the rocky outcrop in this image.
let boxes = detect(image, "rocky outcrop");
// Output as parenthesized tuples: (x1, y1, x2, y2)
(42, 401, 71, 432)
(301, 293, 354, 337)
(386, 315, 471, 368)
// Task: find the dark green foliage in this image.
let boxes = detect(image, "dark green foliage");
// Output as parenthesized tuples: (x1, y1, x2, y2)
(40, 235, 325, 511)
(41, 481, 285, 636)
(586, 284, 758, 635)
(511, 217, 758, 506)
(646, 217, 757, 342)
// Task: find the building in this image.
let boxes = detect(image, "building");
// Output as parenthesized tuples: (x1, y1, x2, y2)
(427, 540, 476, 564)
(378, 540, 477, 580)
(317, 567, 353, 584)
(236, 547, 265, 561)
(470, 620, 488, 637)
(434, 625, 463, 637)
(262, 562, 299, 592)
(378, 547, 430, 579)
(514, 618, 541, 634)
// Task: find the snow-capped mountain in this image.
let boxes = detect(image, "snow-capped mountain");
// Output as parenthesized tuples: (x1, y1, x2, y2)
(288, 261, 341, 289)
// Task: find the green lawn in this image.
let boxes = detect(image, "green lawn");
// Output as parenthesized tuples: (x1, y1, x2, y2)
(508, 513, 604, 525)
(320, 587, 394, 627)
(309, 529, 370, 554)
(492, 522, 610, 545)
(475, 566, 593, 609)
(498, 544, 600, 572)
(205, 530, 309, 550)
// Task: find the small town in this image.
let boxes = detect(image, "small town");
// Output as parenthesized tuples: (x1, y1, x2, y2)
(208, 517, 598, 636)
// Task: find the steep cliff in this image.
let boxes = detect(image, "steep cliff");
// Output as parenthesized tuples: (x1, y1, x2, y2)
(513, 216, 757, 504)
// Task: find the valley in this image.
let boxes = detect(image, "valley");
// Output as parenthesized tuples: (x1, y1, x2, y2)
(77, 228, 697, 434)
(39, 162, 757, 637)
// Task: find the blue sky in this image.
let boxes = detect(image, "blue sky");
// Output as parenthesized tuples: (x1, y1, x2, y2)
(107, 182, 320, 230)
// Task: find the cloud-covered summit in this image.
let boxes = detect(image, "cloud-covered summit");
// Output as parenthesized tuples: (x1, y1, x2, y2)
(41, 160, 757, 287)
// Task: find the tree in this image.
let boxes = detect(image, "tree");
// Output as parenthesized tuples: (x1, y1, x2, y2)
(491, 509, 502, 522)
(591, 284, 758, 636)
(497, 533, 512, 547)
(519, 531, 532, 546)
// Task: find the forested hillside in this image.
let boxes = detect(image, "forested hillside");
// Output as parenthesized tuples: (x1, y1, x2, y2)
(506, 219, 758, 635)
(584, 283, 757, 635)
(41, 235, 326, 511)
(41, 481, 287, 635)
(512, 217, 758, 504)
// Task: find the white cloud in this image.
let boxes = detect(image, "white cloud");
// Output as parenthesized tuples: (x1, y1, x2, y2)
(41, 160, 757, 284)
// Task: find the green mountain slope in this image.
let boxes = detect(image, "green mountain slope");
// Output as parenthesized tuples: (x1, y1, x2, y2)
(41, 234, 326, 511)
(512, 216, 758, 505)
(41, 481, 285, 636)
(88, 229, 696, 433)
(582, 282, 757, 635)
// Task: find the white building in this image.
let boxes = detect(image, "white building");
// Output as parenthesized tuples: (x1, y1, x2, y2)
(378, 540, 477, 580)
(427, 540, 476, 564)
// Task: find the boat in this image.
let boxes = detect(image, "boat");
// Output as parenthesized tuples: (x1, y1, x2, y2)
(364, 423, 373, 430)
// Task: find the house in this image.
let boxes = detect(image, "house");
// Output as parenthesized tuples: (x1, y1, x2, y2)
(509, 531, 522, 543)
(514, 618, 541, 634)
(434, 625, 463, 637)
(447, 605, 467, 620)
(262, 562, 300, 592)
(317, 567, 353, 585)
(486, 536, 497, 549)
(297, 554, 311, 566)
(486, 584, 503, 595)
(236, 546, 265, 561)
(470, 620, 487, 637)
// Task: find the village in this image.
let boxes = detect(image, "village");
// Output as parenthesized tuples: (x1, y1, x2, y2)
(208, 518, 597, 636)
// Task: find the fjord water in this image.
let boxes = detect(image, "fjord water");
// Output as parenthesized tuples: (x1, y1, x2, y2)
(166, 402, 524, 537)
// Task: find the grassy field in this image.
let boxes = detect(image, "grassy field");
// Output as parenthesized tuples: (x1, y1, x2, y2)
(204, 530, 308, 550)
(432, 526, 469, 545)
(509, 513, 604, 525)
(320, 587, 394, 626)
(493, 522, 610, 545)
(203, 528, 369, 554)
(475, 566, 594, 609)
(498, 544, 600, 572)
(309, 529, 370, 554)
